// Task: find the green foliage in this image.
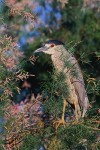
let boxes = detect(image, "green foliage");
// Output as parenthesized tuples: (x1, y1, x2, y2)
(21, 121, 100, 150)
(21, 134, 41, 150)
(21, 0, 100, 149)
(42, 71, 69, 117)
(0, 0, 100, 149)
(62, 0, 83, 33)
(57, 124, 100, 150)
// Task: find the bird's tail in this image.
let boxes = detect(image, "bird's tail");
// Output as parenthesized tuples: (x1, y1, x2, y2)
(72, 79, 89, 118)
(82, 96, 89, 117)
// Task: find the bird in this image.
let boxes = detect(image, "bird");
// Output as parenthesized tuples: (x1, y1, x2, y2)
(34, 40, 89, 128)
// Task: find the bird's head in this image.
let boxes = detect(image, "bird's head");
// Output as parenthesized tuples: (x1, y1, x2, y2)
(34, 40, 64, 55)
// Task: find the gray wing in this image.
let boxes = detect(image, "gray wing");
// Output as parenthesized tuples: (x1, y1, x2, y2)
(68, 54, 89, 117)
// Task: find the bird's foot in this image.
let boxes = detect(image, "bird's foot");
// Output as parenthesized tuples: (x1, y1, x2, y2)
(53, 118, 66, 130)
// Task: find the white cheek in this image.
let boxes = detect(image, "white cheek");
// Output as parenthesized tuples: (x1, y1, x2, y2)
(45, 44, 50, 47)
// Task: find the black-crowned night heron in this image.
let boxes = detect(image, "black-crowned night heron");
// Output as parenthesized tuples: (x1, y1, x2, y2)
(34, 40, 89, 128)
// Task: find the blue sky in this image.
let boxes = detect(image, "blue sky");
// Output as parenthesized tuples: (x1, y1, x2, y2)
(33, 0, 61, 27)
(0, 0, 62, 47)
(19, 0, 62, 47)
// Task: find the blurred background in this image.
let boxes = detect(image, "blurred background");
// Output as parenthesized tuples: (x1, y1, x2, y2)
(0, 0, 100, 108)
(0, 0, 100, 149)
(0, 0, 100, 118)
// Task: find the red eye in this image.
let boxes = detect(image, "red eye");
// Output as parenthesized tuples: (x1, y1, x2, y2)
(50, 44, 55, 47)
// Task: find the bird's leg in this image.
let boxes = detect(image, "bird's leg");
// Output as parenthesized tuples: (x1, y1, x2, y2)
(53, 99, 67, 130)
(73, 98, 81, 122)
(61, 99, 67, 124)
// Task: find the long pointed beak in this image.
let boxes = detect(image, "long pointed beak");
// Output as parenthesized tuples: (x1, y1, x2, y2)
(34, 46, 48, 53)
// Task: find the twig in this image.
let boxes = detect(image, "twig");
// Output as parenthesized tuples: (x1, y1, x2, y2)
(82, 125, 100, 131)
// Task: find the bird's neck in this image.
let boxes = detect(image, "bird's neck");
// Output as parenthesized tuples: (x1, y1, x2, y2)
(51, 46, 68, 71)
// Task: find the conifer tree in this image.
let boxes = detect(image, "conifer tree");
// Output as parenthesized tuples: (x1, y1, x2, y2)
(0, 0, 100, 149)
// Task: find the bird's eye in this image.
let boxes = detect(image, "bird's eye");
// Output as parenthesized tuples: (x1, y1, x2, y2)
(50, 44, 55, 47)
